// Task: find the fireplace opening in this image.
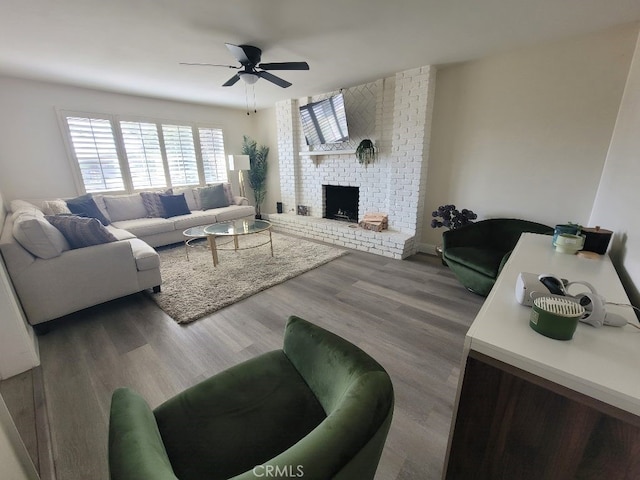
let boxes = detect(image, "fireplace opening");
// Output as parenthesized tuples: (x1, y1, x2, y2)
(323, 185, 359, 223)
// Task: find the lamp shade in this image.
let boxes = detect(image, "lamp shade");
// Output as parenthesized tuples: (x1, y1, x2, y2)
(228, 155, 250, 171)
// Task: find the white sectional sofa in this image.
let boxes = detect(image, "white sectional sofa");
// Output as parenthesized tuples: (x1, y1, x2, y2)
(0, 184, 255, 330)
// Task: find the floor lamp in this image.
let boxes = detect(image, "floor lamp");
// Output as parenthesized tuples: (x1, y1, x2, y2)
(228, 155, 251, 198)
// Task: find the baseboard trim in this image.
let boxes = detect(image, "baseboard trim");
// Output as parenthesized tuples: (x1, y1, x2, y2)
(32, 366, 56, 480)
(416, 243, 438, 256)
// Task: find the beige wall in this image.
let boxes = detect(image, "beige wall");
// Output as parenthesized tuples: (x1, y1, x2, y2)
(590, 32, 640, 305)
(251, 106, 281, 214)
(0, 76, 258, 202)
(422, 23, 639, 248)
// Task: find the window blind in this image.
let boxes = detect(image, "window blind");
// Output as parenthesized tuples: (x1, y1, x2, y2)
(120, 121, 166, 189)
(198, 127, 228, 184)
(66, 117, 124, 192)
(162, 124, 199, 186)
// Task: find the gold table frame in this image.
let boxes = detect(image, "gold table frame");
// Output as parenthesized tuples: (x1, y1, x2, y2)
(204, 219, 273, 267)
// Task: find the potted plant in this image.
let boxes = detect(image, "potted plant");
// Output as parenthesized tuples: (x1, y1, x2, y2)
(241, 135, 269, 219)
(431, 204, 477, 230)
(355, 139, 376, 165)
(431, 204, 477, 262)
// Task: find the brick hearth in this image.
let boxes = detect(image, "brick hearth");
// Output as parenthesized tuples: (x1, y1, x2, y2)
(266, 213, 414, 259)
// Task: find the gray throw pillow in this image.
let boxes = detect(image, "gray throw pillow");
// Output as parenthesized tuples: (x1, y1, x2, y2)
(199, 184, 229, 210)
(45, 215, 118, 249)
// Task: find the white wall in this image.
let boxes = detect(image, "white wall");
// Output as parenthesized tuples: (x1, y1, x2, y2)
(590, 32, 640, 305)
(423, 23, 639, 247)
(0, 76, 258, 202)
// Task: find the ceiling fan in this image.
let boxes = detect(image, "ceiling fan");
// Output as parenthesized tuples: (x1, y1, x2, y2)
(180, 43, 309, 88)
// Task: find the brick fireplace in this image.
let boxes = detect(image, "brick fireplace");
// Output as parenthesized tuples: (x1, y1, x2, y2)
(268, 66, 436, 259)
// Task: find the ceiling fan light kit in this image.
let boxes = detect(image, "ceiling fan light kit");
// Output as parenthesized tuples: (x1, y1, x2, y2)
(238, 72, 260, 85)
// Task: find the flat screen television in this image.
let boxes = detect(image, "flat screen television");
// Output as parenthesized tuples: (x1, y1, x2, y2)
(299, 93, 349, 145)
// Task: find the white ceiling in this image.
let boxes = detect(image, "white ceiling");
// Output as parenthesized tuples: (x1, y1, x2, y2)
(2, 0, 640, 111)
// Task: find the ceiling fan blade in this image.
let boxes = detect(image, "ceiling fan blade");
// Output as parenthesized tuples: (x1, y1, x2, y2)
(258, 71, 292, 88)
(179, 62, 239, 69)
(222, 74, 241, 87)
(225, 43, 261, 66)
(258, 62, 309, 71)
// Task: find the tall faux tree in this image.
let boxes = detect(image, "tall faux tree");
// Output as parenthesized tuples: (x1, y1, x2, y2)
(241, 135, 269, 218)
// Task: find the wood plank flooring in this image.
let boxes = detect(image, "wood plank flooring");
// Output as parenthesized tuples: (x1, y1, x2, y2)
(3, 247, 484, 480)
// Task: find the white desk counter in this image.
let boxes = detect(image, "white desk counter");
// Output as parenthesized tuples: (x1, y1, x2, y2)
(444, 233, 640, 480)
(466, 232, 640, 416)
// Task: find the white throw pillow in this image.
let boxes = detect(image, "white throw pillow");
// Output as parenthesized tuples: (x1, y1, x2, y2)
(103, 194, 148, 222)
(12, 212, 70, 259)
(41, 199, 72, 216)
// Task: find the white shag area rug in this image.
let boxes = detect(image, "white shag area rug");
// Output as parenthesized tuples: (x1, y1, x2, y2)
(150, 232, 347, 324)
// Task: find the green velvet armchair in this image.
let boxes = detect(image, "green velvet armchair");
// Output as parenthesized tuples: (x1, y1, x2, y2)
(108, 316, 394, 480)
(442, 218, 553, 296)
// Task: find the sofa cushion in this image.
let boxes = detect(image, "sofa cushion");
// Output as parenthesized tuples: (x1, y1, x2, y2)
(10, 200, 43, 219)
(199, 184, 229, 210)
(45, 215, 118, 249)
(214, 205, 256, 223)
(41, 199, 72, 216)
(140, 192, 167, 218)
(106, 225, 137, 241)
(444, 247, 506, 278)
(222, 183, 234, 205)
(12, 213, 70, 259)
(172, 187, 199, 211)
(110, 218, 175, 238)
(128, 239, 161, 271)
(66, 194, 112, 226)
(160, 194, 191, 218)
(171, 210, 219, 231)
(103, 194, 149, 222)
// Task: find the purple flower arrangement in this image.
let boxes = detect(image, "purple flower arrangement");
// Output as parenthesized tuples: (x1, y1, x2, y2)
(431, 204, 477, 229)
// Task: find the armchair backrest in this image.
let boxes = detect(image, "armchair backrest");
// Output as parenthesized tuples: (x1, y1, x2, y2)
(443, 218, 553, 253)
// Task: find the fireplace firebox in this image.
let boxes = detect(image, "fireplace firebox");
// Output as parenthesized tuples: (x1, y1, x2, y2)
(323, 185, 359, 223)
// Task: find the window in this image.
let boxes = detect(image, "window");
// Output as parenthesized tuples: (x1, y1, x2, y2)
(162, 124, 199, 186)
(120, 121, 166, 189)
(61, 112, 228, 194)
(66, 116, 124, 192)
(199, 127, 227, 184)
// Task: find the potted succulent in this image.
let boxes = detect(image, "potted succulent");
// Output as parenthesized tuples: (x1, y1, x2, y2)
(355, 139, 376, 165)
(241, 135, 269, 219)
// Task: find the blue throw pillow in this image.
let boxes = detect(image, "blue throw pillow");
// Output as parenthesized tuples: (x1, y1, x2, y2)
(160, 193, 191, 218)
(66, 194, 111, 226)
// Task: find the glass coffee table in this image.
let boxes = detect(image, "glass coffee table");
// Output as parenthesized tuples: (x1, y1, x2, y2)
(183, 225, 210, 260)
(203, 219, 273, 267)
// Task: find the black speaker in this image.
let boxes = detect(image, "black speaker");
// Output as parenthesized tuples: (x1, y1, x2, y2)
(276, 202, 283, 214)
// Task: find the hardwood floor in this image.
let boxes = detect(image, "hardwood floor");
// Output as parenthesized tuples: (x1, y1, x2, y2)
(3, 248, 484, 480)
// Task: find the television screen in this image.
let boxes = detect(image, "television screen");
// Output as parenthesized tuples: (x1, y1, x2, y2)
(299, 93, 349, 145)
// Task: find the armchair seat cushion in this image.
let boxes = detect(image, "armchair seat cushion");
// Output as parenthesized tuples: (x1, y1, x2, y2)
(444, 247, 506, 278)
(154, 350, 326, 480)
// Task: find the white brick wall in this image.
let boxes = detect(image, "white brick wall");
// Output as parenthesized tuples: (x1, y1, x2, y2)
(274, 66, 435, 258)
